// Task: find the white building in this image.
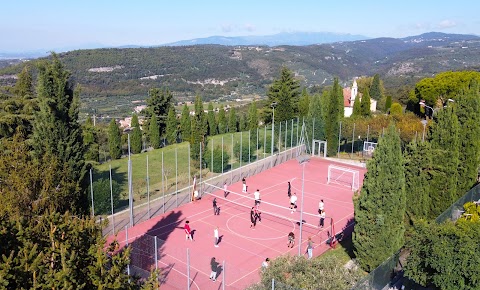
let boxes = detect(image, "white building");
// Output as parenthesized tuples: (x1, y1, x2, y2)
(343, 79, 377, 117)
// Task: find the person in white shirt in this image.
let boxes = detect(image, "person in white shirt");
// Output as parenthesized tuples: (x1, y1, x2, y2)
(318, 199, 324, 214)
(254, 189, 261, 207)
(261, 258, 270, 269)
(290, 193, 297, 213)
(214, 226, 219, 247)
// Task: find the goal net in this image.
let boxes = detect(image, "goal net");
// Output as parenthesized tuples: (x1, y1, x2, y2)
(363, 141, 378, 157)
(327, 164, 360, 191)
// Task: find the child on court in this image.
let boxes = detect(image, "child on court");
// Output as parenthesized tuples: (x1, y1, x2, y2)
(289, 193, 297, 213)
(287, 181, 291, 198)
(305, 237, 315, 259)
(319, 210, 325, 228)
(184, 220, 193, 241)
(242, 177, 247, 193)
(223, 182, 229, 197)
(214, 226, 219, 247)
(254, 189, 261, 208)
(287, 232, 295, 248)
(250, 207, 257, 229)
(254, 207, 262, 223)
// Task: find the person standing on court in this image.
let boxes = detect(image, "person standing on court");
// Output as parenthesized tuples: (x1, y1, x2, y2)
(261, 258, 270, 270)
(306, 236, 315, 259)
(289, 193, 297, 213)
(250, 207, 257, 229)
(242, 177, 247, 193)
(287, 181, 291, 198)
(319, 209, 325, 228)
(254, 189, 261, 208)
(287, 232, 295, 248)
(212, 198, 219, 215)
(184, 220, 193, 241)
(223, 181, 229, 197)
(254, 207, 262, 223)
(318, 199, 324, 214)
(214, 226, 219, 247)
(209, 257, 218, 282)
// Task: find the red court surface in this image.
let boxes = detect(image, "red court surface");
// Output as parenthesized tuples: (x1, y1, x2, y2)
(108, 157, 366, 290)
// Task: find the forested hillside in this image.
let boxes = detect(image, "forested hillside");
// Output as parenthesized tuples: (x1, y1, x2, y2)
(1, 32, 479, 116)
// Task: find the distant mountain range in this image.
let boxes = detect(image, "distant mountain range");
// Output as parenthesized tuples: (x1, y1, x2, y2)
(1, 32, 479, 116)
(0, 32, 369, 59)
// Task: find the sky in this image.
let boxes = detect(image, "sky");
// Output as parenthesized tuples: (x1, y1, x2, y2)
(1, 0, 479, 52)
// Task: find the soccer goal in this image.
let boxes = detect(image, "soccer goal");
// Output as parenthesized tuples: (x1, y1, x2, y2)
(363, 141, 378, 157)
(327, 164, 360, 191)
(312, 140, 327, 158)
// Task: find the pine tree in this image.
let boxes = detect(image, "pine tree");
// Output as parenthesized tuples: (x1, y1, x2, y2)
(130, 114, 142, 154)
(325, 78, 342, 156)
(180, 104, 191, 142)
(351, 93, 362, 118)
(403, 141, 432, 221)
(239, 113, 246, 131)
(13, 65, 34, 98)
(369, 73, 383, 101)
(32, 54, 88, 213)
(190, 96, 208, 162)
(360, 88, 372, 117)
(148, 113, 161, 148)
(165, 106, 178, 145)
(307, 94, 325, 141)
(428, 105, 460, 217)
(267, 67, 300, 122)
(228, 107, 237, 132)
(455, 88, 480, 195)
(353, 124, 406, 271)
(207, 102, 217, 136)
(217, 105, 227, 134)
(108, 119, 122, 159)
(146, 87, 173, 136)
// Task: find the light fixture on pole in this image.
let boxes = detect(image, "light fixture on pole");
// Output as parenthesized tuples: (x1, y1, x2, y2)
(271, 102, 277, 158)
(296, 154, 310, 257)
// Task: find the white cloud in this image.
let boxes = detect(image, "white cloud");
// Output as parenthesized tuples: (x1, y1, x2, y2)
(437, 20, 457, 29)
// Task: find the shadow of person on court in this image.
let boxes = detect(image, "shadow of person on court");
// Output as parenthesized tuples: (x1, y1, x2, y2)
(190, 229, 197, 240)
(218, 235, 224, 245)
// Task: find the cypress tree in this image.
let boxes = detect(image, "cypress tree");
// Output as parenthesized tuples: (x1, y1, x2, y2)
(351, 93, 362, 118)
(403, 141, 432, 221)
(360, 88, 372, 117)
(180, 104, 191, 142)
(217, 105, 227, 134)
(248, 102, 259, 143)
(165, 106, 178, 145)
(130, 114, 142, 154)
(82, 117, 99, 161)
(369, 73, 383, 101)
(307, 94, 325, 141)
(428, 105, 460, 217)
(353, 124, 406, 271)
(147, 87, 173, 136)
(325, 78, 342, 156)
(385, 95, 392, 112)
(32, 54, 88, 213)
(455, 89, 480, 195)
(190, 96, 208, 162)
(108, 119, 122, 159)
(228, 107, 237, 132)
(148, 113, 161, 148)
(239, 113, 247, 131)
(13, 65, 34, 98)
(207, 102, 217, 136)
(298, 88, 311, 117)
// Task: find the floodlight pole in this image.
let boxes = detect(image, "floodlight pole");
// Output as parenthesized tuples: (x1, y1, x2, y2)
(128, 133, 134, 227)
(297, 155, 310, 256)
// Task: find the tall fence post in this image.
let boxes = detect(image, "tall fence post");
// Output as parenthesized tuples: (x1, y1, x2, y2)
(256, 127, 259, 161)
(162, 151, 165, 213)
(188, 143, 191, 191)
(351, 123, 356, 156)
(154, 236, 158, 272)
(221, 136, 224, 174)
(222, 260, 226, 290)
(147, 155, 150, 219)
(109, 165, 115, 235)
(126, 225, 130, 276)
(271, 278, 275, 290)
(337, 121, 342, 157)
(249, 130, 251, 164)
(90, 168, 94, 217)
(175, 148, 178, 208)
(291, 119, 294, 159)
(211, 139, 214, 172)
(187, 248, 190, 290)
